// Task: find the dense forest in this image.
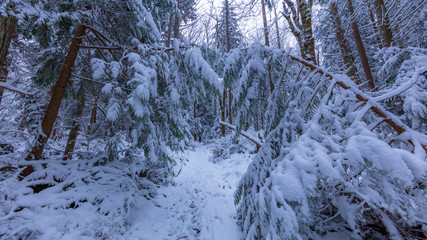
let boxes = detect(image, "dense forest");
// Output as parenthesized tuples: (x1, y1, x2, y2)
(0, 0, 426, 239)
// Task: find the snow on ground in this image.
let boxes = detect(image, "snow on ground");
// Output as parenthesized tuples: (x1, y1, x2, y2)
(125, 143, 253, 240)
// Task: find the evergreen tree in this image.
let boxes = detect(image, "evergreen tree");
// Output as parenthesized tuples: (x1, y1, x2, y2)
(215, 0, 243, 53)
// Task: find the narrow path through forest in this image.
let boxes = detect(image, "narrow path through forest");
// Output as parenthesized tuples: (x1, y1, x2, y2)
(125, 143, 252, 240)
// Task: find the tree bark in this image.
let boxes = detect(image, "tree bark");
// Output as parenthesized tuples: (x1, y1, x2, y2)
(24, 25, 86, 163)
(368, 4, 383, 49)
(283, 0, 316, 64)
(373, 0, 393, 47)
(346, 0, 376, 91)
(228, 87, 232, 124)
(329, 1, 360, 84)
(87, 100, 97, 135)
(261, 0, 270, 46)
(166, 13, 173, 47)
(221, 91, 226, 136)
(299, 0, 316, 64)
(214, 96, 217, 118)
(0, 13, 17, 104)
(63, 101, 85, 160)
(173, 0, 181, 39)
(193, 100, 197, 141)
(261, 0, 274, 94)
(273, 1, 281, 48)
(225, 0, 231, 52)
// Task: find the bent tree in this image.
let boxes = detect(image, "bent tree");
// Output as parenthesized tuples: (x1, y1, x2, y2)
(20, 25, 87, 178)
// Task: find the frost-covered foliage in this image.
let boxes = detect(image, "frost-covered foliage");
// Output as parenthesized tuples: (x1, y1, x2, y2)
(223, 43, 288, 132)
(374, 47, 427, 132)
(235, 55, 427, 239)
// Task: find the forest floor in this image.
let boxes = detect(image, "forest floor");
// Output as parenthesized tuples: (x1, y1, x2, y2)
(125, 143, 253, 240)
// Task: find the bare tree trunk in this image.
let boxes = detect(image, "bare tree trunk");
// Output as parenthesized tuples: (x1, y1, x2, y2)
(225, 0, 231, 52)
(273, 1, 281, 49)
(268, 63, 274, 94)
(283, 0, 316, 64)
(346, 0, 376, 91)
(373, 0, 393, 47)
(330, 1, 360, 84)
(166, 13, 173, 47)
(173, 0, 181, 40)
(221, 91, 226, 136)
(369, 3, 383, 49)
(261, 112, 264, 130)
(215, 20, 220, 49)
(261, 0, 274, 94)
(255, 114, 259, 131)
(214, 96, 217, 118)
(0, 13, 17, 104)
(193, 100, 197, 141)
(22, 24, 86, 169)
(299, 1, 316, 64)
(228, 87, 232, 124)
(87, 100, 97, 136)
(63, 101, 85, 160)
(261, 0, 270, 46)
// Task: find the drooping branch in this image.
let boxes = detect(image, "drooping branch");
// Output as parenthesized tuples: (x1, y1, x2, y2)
(0, 83, 34, 96)
(219, 121, 262, 148)
(77, 45, 121, 50)
(288, 54, 407, 135)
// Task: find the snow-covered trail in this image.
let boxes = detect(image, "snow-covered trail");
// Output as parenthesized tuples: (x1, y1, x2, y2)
(126, 144, 252, 240)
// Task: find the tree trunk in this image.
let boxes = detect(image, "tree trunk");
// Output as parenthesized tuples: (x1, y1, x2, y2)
(214, 96, 217, 118)
(369, 3, 383, 49)
(261, 0, 274, 94)
(63, 101, 85, 160)
(273, 1, 281, 48)
(221, 92, 226, 136)
(346, 0, 376, 91)
(228, 87, 232, 124)
(255, 114, 259, 131)
(299, 1, 316, 64)
(173, 0, 181, 40)
(166, 13, 173, 47)
(261, 0, 270, 47)
(193, 100, 197, 141)
(225, 0, 231, 52)
(373, 0, 393, 47)
(87, 100, 97, 136)
(283, 0, 316, 64)
(23, 24, 86, 165)
(0, 13, 17, 104)
(330, 1, 360, 84)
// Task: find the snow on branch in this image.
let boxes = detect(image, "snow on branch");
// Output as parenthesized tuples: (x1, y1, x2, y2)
(0, 82, 34, 96)
(219, 121, 262, 148)
(288, 54, 409, 135)
(373, 67, 427, 102)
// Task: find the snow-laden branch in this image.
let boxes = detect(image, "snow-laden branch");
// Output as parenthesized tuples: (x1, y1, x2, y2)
(219, 121, 263, 148)
(0, 82, 34, 96)
(77, 45, 122, 50)
(288, 54, 408, 135)
(373, 67, 427, 102)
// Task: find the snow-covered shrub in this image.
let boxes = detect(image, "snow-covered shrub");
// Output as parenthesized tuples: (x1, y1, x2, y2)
(0, 152, 157, 239)
(209, 134, 248, 163)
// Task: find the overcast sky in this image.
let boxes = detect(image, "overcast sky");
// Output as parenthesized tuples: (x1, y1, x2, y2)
(191, 0, 294, 49)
